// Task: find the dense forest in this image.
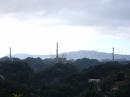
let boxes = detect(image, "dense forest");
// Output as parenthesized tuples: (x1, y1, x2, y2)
(0, 57, 130, 97)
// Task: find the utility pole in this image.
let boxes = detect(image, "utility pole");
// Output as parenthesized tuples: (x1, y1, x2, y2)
(56, 42, 59, 63)
(10, 47, 12, 60)
(9, 47, 13, 61)
(112, 47, 114, 61)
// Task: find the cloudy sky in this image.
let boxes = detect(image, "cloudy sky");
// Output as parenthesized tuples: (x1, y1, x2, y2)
(0, 0, 130, 57)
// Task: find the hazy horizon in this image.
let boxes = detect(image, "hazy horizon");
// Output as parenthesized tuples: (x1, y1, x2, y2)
(0, 0, 130, 57)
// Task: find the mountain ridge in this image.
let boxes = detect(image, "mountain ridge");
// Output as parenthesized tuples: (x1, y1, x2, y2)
(12, 50, 130, 61)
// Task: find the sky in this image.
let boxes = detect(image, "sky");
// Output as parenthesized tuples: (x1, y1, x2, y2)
(0, 0, 130, 57)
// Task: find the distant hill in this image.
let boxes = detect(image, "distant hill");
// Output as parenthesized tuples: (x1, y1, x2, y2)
(13, 53, 55, 59)
(63, 50, 130, 61)
(13, 50, 130, 61)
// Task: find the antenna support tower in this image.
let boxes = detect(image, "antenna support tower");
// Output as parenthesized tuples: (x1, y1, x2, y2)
(56, 42, 59, 63)
(10, 47, 12, 60)
(112, 47, 114, 61)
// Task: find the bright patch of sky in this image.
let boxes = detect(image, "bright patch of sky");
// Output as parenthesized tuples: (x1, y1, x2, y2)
(0, 0, 130, 57)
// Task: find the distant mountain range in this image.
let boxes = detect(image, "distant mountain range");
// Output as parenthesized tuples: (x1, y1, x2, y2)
(13, 50, 130, 61)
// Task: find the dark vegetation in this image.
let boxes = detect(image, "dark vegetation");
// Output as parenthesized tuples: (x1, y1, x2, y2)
(0, 57, 130, 97)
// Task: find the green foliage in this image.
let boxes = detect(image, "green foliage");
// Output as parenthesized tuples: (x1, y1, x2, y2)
(0, 58, 130, 97)
(0, 60, 33, 82)
(74, 58, 101, 70)
(12, 93, 23, 97)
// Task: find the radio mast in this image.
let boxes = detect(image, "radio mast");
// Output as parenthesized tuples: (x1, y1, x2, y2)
(112, 47, 114, 61)
(9, 47, 12, 60)
(56, 42, 59, 63)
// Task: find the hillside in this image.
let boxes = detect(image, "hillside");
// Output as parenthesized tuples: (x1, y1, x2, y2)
(0, 59, 130, 97)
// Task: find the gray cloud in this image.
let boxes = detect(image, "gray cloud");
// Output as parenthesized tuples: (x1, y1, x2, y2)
(0, 0, 130, 27)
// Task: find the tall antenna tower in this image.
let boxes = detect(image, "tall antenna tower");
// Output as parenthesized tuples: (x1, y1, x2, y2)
(112, 47, 114, 61)
(56, 42, 59, 63)
(9, 47, 12, 60)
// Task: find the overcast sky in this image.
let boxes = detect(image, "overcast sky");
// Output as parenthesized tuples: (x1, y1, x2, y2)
(0, 0, 130, 57)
